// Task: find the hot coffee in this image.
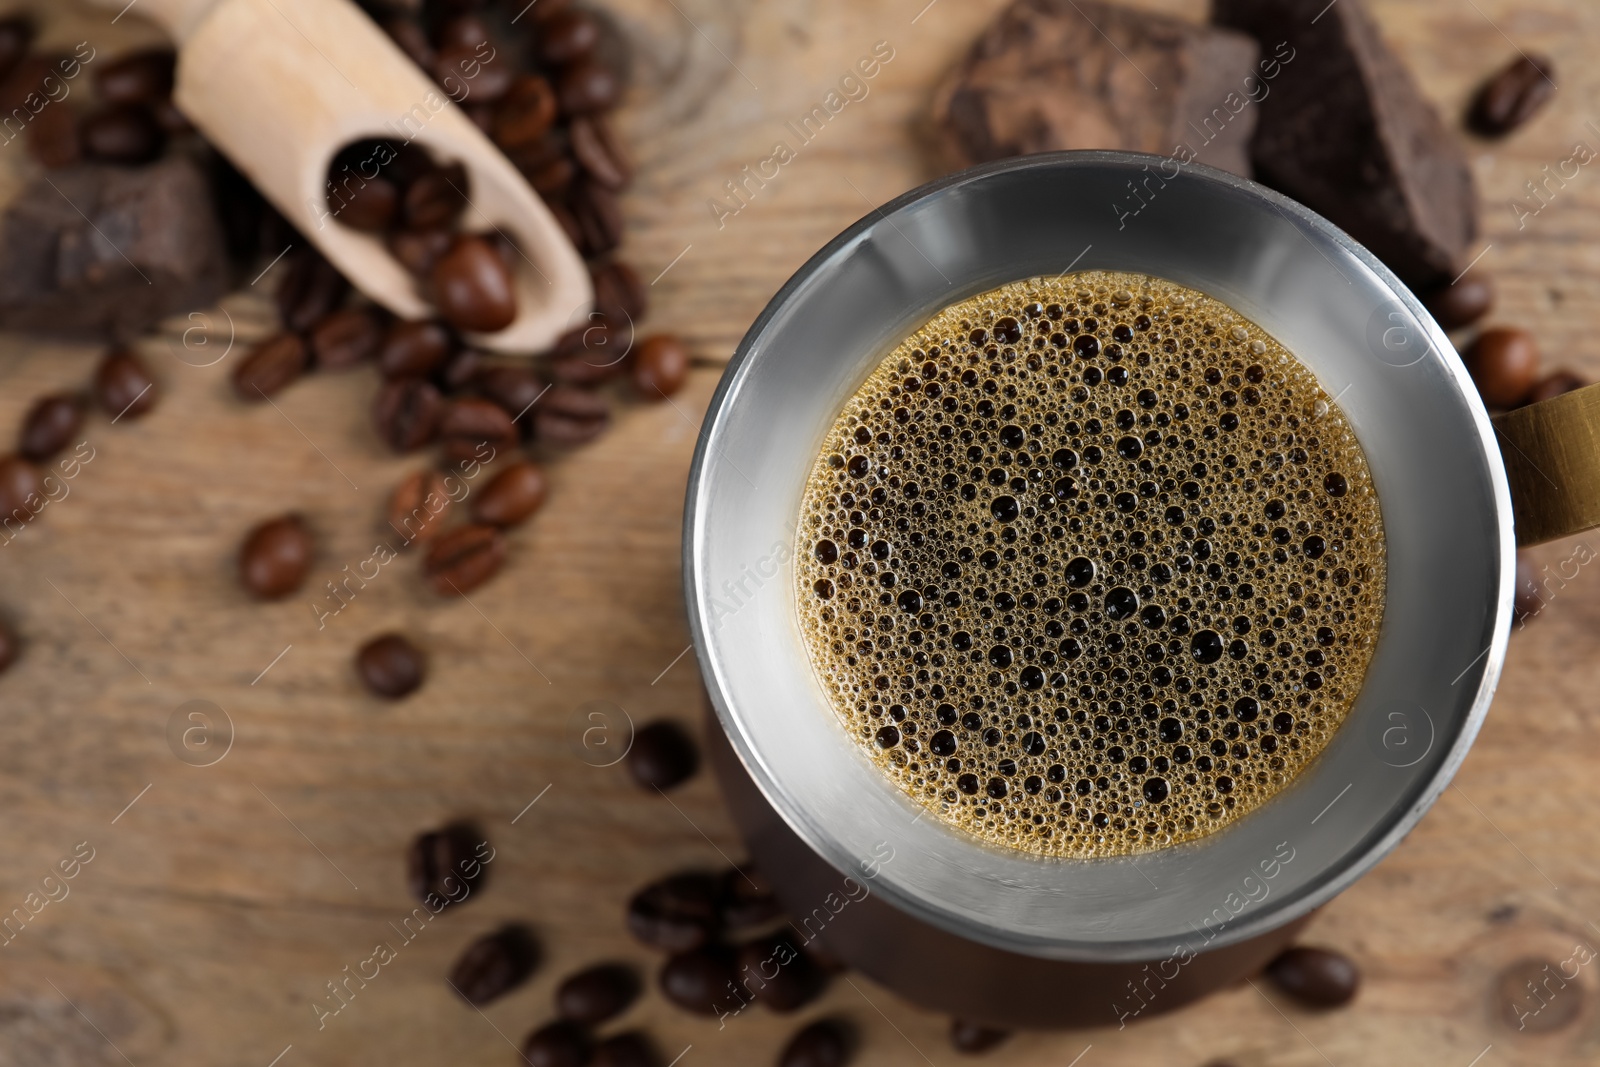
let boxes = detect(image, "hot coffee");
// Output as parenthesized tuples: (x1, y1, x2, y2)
(795, 271, 1385, 858)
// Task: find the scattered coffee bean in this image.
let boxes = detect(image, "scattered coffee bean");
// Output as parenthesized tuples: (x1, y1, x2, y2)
(1466, 327, 1540, 408)
(96, 48, 175, 105)
(534, 385, 610, 445)
(1469, 54, 1556, 137)
(535, 9, 600, 65)
(336, 174, 400, 232)
(0, 455, 42, 526)
(0, 16, 33, 85)
(436, 13, 493, 51)
(1513, 552, 1542, 625)
(720, 866, 782, 929)
(389, 468, 453, 545)
(627, 871, 721, 952)
(493, 74, 559, 151)
(569, 178, 624, 256)
(19, 395, 82, 462)
(432, 234, 517, 333)
(522, 1019, 591, 1067)
(357, 632, 426, 698)
(1422, 270, 1494, 331)
(659, 944, 737, 1016)
(95, 347, 158, 420)
(238, 513, 314, 600)
(627, 720, 699, 791)
(528, 153, 579, 198)
(548, 347, 625, 387)
(558, 58, 621, 114)
(424, 523, 507, 595)
(594, 1032, 661, 1067)
(1264, 945, 1360, 1007)
(949, 1020, 1009, 1054)
(737, 932, 824, 1011)
(374, 377, 446, 452)
(570, 114, 630, 190)
(556, 962, 640, 1025)
(404, 161, 469, 230)
(591, 259, 646, 324)
(439, 397, 519, 463)
(436, 44, 515, 103)
(779, 1019, 852, 1067)
(449, 925, 539, 1006)
(631, 334, 690, 400)
(476, 365, 546, 430)
(379, 320, 453, 379)
(278, 248, 351, 333)
(80, 103, 166, 164)
(436, 346, 484, 393)
(1525, 369, 1588, 405)
(407, 821, 487, 903)
(388, 227, 455, 275)
(0, 617, 16, 675)
(310, 307, 383, 370)
(233, 332, 309, 402)
(472, 461, 547, 528)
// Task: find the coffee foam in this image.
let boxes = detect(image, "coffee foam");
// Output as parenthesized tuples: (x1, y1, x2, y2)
(794, 272, 1385, 858)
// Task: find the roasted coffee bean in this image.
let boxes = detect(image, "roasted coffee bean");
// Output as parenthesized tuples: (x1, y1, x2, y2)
(627, 720, 699, 791)
(435, 45, 514, 104)
(593, 1032, 660, 1067)
(547, 347, 626, 387)
(1469, 54, 1556, 137)
(570, 114, 630, 190)
(439, 397, 518, 463)
(659, 945, 737, 1016)
(407, 821, 488, 904)
(1513, 551, 1542, 624)
(449, 925, 538, 1005)
(278, 248, 351, 333)
(534, 385, 609, 445)
(79, 103, 165, 164)
(779, 1020, 853, 1067)
(19, 395, 82, 462)
(492, 74, 559, 150)
(472, 461, 547, 527)
(27, 101, 79, 168)
(536, 9, 601, 65)
(424, 523, 507, 595)
(591, 259, 646, 324)
(476, 365, 546, 427)
(1526, 369, 1588, 405)
(379, 320, 453, 379)
(389, 468, 453, 545)
(528, 154, 579, 197)
(1466, 327, 1540, 408)
(238, 514, 313, 600)
(96, 48, 175, 105)
(383, 16, 436, 69)
(949, 1020, 1009, 1054)
(631, 334, 690, 400)
(522, 1020, 591, 1067)
(436, 13, 493, 50)
(403, 161, 469, 230)
(627, 872, 721, 952)
(1264, 945, 1360, 1007)
(0, 617, 16, 675)
(388, 227, 454, 276)
(233, 332, 309, 402)
(332, 174, 400, 232)
(432, 234, 517, 333)
(310, 307, 383, 370)
(1422, 270, 1494, 331)
(95, 348, 158, 420)
(569, 178, 623, 256)
(737, 933, 824, 1011)
(556, 962, 639, 1025)
(151, 98, 192, 135)
(374, 377, 446, 451)
(435, 346, 484, 393)
(0, 16, 33, 85)
(720, 866, 781, 929)
(357, 632, 426, 698)
(558, 58, 621, 114)
(0, 455, 42, 527)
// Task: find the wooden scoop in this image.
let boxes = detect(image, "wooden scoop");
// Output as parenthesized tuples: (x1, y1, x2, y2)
(93, 0, 591, 354)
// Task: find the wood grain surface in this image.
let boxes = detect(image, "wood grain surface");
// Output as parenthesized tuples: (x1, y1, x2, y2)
(2, 0, 1600, 1065)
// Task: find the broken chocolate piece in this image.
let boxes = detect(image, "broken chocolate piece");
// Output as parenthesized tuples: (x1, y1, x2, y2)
(1212, 0, 1476, 289)
(931, 0, 1261, 177)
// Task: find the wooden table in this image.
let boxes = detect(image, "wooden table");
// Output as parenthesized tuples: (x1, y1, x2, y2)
(3, 0, 1600, 1064)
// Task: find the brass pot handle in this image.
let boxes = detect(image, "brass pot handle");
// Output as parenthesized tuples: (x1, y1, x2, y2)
(1492, 383, 1600, 546)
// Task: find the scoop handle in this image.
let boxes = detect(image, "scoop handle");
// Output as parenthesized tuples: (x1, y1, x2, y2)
(87, 0, 220, 41)
(1493, 384, 1600, 545)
